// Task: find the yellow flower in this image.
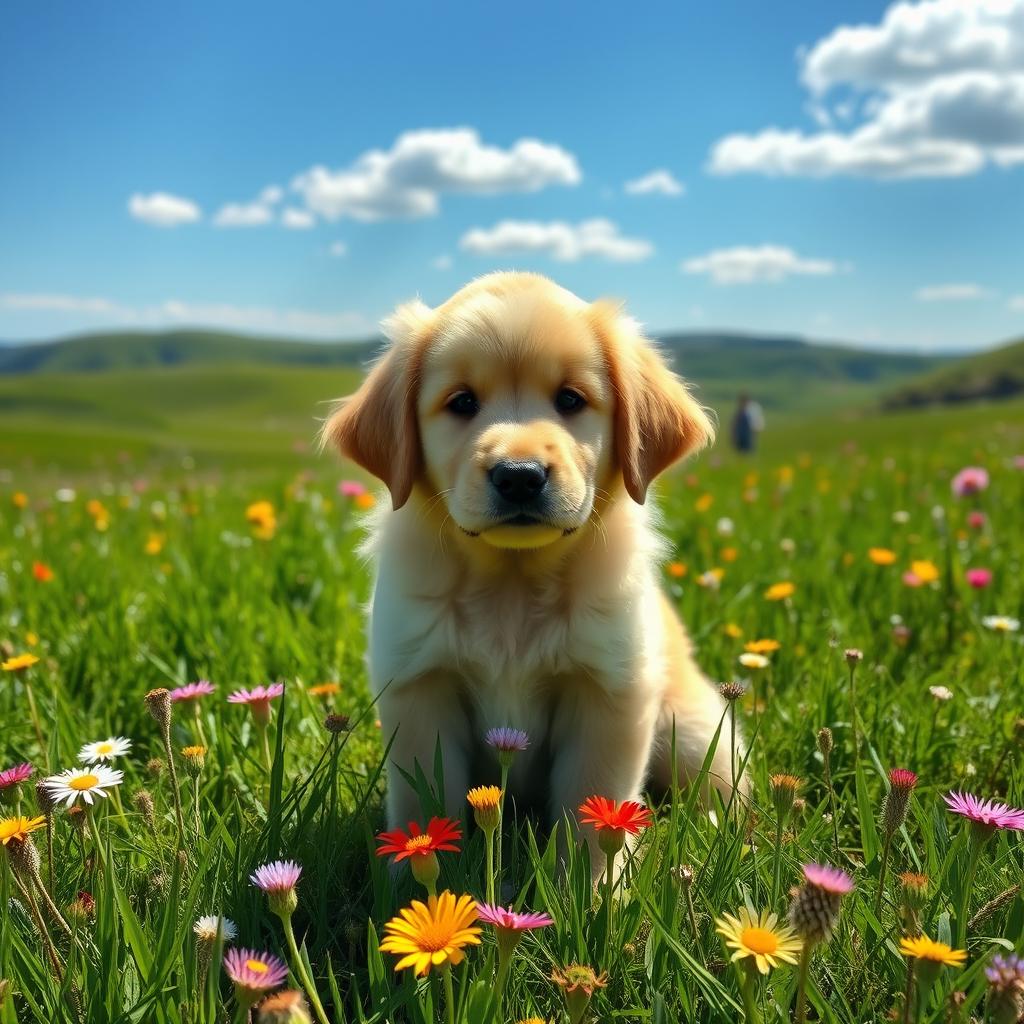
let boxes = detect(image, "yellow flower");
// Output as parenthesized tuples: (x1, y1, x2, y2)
(899, 935, 966, 967)
(715, 907, 801, 975)
(0, 815, 46, 846)
(694, 493, 714, 512)
(2, 653, 39, 672)
(909, 560, 940, 584)
(12, 491, 28, 509)
(744, 639, 780, 655)
(723, 622, 743, 639)
(246, 500, 277, 540)
(379, 891, 481, 976)
(466, 786, 502, 812)
(25, 632, 39, 647)
(720, 546, 738, 563)
(764, 581, 795, 601)
(777, 465, 795, 485)
(307, 683, 341, 698)
(145, 533, 165, 555)
(868, 548, 897, 565)
(181, 745, 207, 758)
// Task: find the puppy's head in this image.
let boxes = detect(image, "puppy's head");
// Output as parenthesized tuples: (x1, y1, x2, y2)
(323, 273, 712, 547)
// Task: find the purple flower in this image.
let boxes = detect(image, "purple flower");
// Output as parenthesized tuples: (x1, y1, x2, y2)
(986, 954, 1024, 987)
(476, 903, 553, 931)
(944, 791, 1024, 832)
(484, 727, 530, 754)
(951, 466, 989, 497)
(223, 948, 288, 1002)
(250, 859, 302, 893)
(0, 763, 33, 790)
(802, 863, 854, 895)
(170, 680, 216, 702)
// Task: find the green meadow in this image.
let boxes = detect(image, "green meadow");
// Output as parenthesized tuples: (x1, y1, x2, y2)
(1, 355, 1022, 1023)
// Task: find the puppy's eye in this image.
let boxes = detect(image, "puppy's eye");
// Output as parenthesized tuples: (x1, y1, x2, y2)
(554, 387, 586, 415)
(446, 390, 480, 418)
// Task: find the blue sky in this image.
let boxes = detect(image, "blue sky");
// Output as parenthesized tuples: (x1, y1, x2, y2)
(2, 0, 1023, 350)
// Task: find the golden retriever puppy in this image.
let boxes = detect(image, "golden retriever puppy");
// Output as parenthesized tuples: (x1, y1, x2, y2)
(323, 272, 739, 871)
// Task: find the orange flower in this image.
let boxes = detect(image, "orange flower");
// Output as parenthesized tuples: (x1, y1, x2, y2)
(720, 547, 738, 563)
(307, 683, 341, 698)
(578, 796, 653, 836)
(694, 493, 714, 512)
(354, 492, 376, 511)
(32, 562, 54, 582)
(666, 562, 687, 579)
(764, 581, 795, 601)
(744, 638, 780, 655)
(12, 492, 29, 509)
(868, 548, 897, 565)
(909, 560, 940, 584)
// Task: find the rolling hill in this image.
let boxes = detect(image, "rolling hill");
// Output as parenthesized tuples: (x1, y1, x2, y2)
(883, 336, 1024, 409)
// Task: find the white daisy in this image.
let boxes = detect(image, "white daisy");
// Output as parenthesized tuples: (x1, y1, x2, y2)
(43, 764, 124, 807)
(194, 914, 238, 943)
(739, 653, 769, 670)
(78, 736, 132, 763)
(983, 615, 1020, 633)
(929, 685, 954, 702)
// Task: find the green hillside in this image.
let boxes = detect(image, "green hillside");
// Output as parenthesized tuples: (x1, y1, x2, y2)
(883, 336, 1024, 409)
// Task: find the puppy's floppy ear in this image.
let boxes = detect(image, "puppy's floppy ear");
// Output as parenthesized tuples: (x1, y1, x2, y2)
(320, 299, 433, 510)
(590, 300, 714, 504)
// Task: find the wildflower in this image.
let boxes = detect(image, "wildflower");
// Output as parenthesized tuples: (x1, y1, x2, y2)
(467, 786, 502, 831)
(245, 500, 277, 540)
(779, 537, 796, 554)
(306, 683, 340, 698)
(666, 561, 687, 578)
(944, 791, 1024, 835)
(723, 622, 743, 639)
(42, 765, 123, 808)
(485, 726, 530, 760)
(32, 562, 54, 582)
(551, 964, 607, 1024)
(816, 728, 833, 756)
(764, 581, 795, 601)
(0, 815, 46, 845)
(910, 559, 940, 585)
(0, 763, 33, 804)
(12, 491, 28, 508)
(194, 914, 238, 943)
(145, 533, 165, 555)
(1, 653, 39, 672)
(967, 510, 986, 529)
(170, 680, 216, 702)
(376, 817, 462, 893)
(715, 907, 801, 975)
(982, 615, 1020, 633)
(965, 567, 993, 589)
(788, 863, 853, 945)
(223, 949, 289, 1007)
(898, 873, 929, 935)
(181, 745, 206, 777)
(144, 687, 173, 731)
(578, 796, 653, 854)
(929, 685, 954, 702)
(719, 681, 745, 702)
(951, 466, 989, 497)
(900, 934, 967, 967)
(257, 990, 313, 1024)
(882, 769, 917, 836)
(868, 548, 897, 565)
(338, 480, 366, 497)
(227, 683, 285, 727)
(78, 736, 132, 763)
(695, 493, 713, 512)
(251, 860, 302, 918)
(738, 652, 769, 670)
(770, 774, 800, 821)
(985, 955, 1024, 1024)
(696, 568, 724, 589)
(476, 902, 553, 964)
(744, 639, 780, 654)
(323, 713, 350, 734)
(379, 891, 481, 976)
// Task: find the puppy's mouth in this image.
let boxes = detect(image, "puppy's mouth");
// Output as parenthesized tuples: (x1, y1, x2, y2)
(458, 513, 578, 540)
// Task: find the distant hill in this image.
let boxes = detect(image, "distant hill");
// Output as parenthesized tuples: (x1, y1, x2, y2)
(0, 327, 954, 413)
(883, 336, 1024, 409)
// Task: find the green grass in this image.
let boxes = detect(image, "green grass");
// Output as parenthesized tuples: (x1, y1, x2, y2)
(1, 398, 1022, 1023)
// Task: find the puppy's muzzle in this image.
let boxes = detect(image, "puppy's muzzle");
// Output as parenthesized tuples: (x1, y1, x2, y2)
(488, 459, 549, 510)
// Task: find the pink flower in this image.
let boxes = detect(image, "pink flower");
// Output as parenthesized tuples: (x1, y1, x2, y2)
(338, 480, 366, 497)
(222, 948, 288, 1002)
(967, 511, 986, 529)
(0, 762, 33, 790)
(944, 791, 1024, 833)
(802, 863, 854, 895)
(227, 683, 285, 727)
(902, 571, 924, 588)
(250, 860, 302, 893)
(888, 768, 918, 792)
(965, 568, 993, 589)
(951, 466, 989, 497)
(170, 680, 216, 702)
(476, 903, 554, 931)
(1014, 455, 1024, 470)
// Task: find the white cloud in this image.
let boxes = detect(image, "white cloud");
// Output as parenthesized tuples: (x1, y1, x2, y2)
(291, 128, 581, 222)
(681, 245, 842, 284)
(460, 218, 652, 262)
(431, 254, 453, 270)
(1007, 294, 1024, 310)
(624, 169, 685, 196)
(915, 282, 991, 301)
(329, 241, 348, 257)
(0, 292, 370, 338)
(281, 207, 315, 230)
(213, 184, 284, 228)
(709, 0, 1024, 178)
(128, 192, 201, 227)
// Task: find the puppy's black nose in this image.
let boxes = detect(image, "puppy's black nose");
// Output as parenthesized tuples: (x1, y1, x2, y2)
(489, 460, 548, 504)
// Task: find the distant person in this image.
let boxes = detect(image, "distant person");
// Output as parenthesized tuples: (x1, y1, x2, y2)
(731, 393, 764, 453)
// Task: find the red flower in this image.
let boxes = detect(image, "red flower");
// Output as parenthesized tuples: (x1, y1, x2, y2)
(32, 561, 54, 582)
(375, 817, 462, 862)
(888, 768, 918, 791)
(578, 796, 653, 835)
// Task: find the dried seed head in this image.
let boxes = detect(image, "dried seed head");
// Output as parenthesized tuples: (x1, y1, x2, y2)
(844, 648, 863, 665)
(817, 727, 834, 757)
(719, 682, 746, 702)
(34, 779, 59, 814)
(5, 836, 40, 879)
(324, 713, 351, 735)
(146, 758, 165, 780)
(133, 790, 156, 830)
(144, 688, 172, 732)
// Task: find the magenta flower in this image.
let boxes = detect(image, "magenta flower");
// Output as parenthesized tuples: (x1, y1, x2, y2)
(967, 511, 986, 529)
(250, 859, 302, 893)
(965, 568, 993, 589)
(484, 727, 530, 753)
(0, 763, 34, 790)
(951, 466, 989, 497)
(802, 863, 854, 895)
(888, 768, 918, 792)
(476, 903, 554, 931)
(338, 480, 366, 497)
(228, 683, 284, 727)
(223, 948, 288, 1004)
(944, 791, 1024, 833)
(902, 571, 925, 588)
(170, 680, 216, 702)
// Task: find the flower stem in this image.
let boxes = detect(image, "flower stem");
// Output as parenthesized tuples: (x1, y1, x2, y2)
(794, 943, 812, 1024)
(739, 964, 763, 1024)
(443, 964, 457, 1024)
(822, 749, 841, 863)
(484, 827, 495, 907)
(495, 763, 509, 899)
(192, 776, 201, 840)
(192, 702, 208, 748)
(281, 914, 332, 1024)
(874, 831, 893, 919)
(86, 807, 108, 874)
(494, 948, 512, 1019)
(901, 957, 915, 1024)
(956, 833, 984, 948)
(604, 848, 617, 967)
(23, 679, 48, 769)
(770, 815, 784, 906)
(160, 723, 186, 849)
